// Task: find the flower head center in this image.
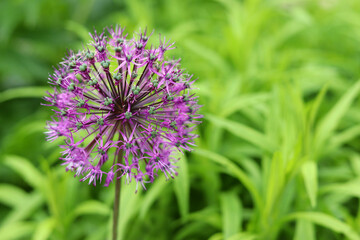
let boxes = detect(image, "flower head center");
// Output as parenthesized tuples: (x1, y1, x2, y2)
(124, 111, 132, 119)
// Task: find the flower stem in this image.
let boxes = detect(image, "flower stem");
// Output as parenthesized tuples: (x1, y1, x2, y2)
(113, 148, 123, 240)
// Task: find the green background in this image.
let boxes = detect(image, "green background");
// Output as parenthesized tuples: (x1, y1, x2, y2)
(1, 0, 360, 239)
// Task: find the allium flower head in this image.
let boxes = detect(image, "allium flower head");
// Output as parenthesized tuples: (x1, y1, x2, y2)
(44, 26, 202, 189)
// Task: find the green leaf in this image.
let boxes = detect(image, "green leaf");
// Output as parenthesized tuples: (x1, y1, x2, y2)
(314, 80, 360, 154)
(207, 114, 276, 152)
(215, 0, 242, 40)
(194, 148, 262, 210)
(320, 177, 360, 198)
(350, 154, 360, 177)
(264, 152, 285, 217)
(117, 179, 142, 240)
(31, 218, 56, 240)
(284, 212, 360, 240)
(209, 232, 258, 240)
(228, 233, 258, 240)
(73, 200, 110, 217)
(220, 191, 242, 239)
(4, 155, 45, 189)
(221, 93, 270, 117)
(0, 86, 49, 103)
(0, 221, 35, 240)
(294, 220, 314, 240)
(209, 233, 223, 240)
(0, 184, 28, 207)
(301, 161, 318, 207)
(187, 207, 222, 229)
(184, 40, 230, 73)
(139, 176, 168, 219)
(2, 191, 43, 225)
(229, 155, 262, 192)
(173, 151, 190, 221)
(175, 221, 214, 240)
(307, 84, 328, 131)
(329, 124, 360, 149)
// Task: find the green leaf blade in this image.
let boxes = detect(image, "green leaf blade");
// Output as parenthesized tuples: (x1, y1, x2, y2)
(220, 191, 242, 239)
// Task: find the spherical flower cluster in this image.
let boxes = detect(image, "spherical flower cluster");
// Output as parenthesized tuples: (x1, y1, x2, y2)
(44, 26, 202, 189)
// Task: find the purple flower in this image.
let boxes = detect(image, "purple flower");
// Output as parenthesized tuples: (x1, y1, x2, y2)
(44, 26, 202, 189)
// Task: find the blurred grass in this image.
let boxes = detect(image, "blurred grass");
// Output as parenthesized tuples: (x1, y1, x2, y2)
(1, 0, 360, 239)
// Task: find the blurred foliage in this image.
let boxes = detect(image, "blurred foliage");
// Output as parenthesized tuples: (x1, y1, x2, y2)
(1, 0, 360, 239)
